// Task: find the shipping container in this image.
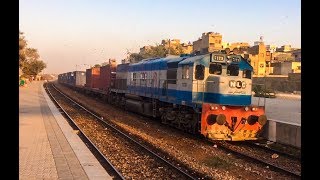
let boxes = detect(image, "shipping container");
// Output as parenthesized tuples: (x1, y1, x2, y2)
(99, 59, 117, 91)
(72, 71, 86, 86)
(67, 72, 73, 85)
(85, 67, 100, 88)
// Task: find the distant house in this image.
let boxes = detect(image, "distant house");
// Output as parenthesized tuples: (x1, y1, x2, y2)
(271, 61, 301, 75)
(291, 49, 301, 61)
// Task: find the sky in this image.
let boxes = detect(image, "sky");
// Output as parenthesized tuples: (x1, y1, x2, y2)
(19, 0, 301, 74)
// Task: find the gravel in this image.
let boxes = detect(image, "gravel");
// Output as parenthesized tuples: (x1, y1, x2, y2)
(54, 82, 299, 179)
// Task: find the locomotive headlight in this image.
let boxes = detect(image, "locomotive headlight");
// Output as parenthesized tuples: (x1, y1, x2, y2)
(244, 106, 249, 111)
(221, 106, 226, 110)
(216, 114, 226, 125)
(210, 106, 218, 110)
(251, 107, 258, 111)
(258, 115, 267, 126)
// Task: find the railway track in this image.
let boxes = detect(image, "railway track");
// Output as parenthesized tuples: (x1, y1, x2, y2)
(53, 82, 301, 179)
(46, 82, 200, 179)
(45, 83, 125, 180)
(213, 141, 301, 178)
(247, 141, 301, 160)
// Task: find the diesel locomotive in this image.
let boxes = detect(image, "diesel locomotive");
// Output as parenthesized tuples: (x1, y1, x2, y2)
(58, 52, 267, 141)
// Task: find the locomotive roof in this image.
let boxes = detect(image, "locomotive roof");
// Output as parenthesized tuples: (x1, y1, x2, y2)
(124, 53, 252, 71)
(238, 58, 253, 71)
(128, 56, 188, 71)
(178, 54, 207, 66)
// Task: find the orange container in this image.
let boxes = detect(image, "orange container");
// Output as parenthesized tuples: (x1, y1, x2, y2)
(85, 67, 100, 88)
(99, 60, 117, 91)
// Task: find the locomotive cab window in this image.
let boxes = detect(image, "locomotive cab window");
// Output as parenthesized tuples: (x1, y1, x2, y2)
(182, 65, 190, 79)
(132, 72, 137, 84)
(243, 70, 252, 79)
(227, 64, 239, 76)
(195, 64, 205, 80)
(209, 63, 222, 75)
(141, 72, 146, 85)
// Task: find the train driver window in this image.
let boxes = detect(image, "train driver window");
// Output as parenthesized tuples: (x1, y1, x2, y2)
(182, 65, 190, 79)
(195, 64, 205, 80)
(227, 64, 239, 76)
(243, 70, 252, 79)
(209, 63, 222, 75)
(132, 72, 137, 85)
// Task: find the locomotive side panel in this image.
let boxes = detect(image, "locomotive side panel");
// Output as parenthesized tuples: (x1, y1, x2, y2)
(114, 63, 129, 93)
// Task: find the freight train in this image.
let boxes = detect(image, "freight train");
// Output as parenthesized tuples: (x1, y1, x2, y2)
(58, 52, 267, 141)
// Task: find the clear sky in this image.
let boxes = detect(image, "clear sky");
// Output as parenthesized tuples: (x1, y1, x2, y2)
(19, 0, 301, 74)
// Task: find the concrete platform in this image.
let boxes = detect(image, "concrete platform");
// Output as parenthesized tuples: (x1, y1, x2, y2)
(261, 119, 301, 148)
(19, 81, 112, 179)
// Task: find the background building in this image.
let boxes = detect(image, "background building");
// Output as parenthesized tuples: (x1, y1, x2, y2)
(247, 42, 271, 76)
(276, 45, 292, 52)
(291, 49, 301, 61)
(221, 42, 230, 49)
(229, 42, 250, 51)
(266, 45, 277, 53)
(192, 32, 222, 54)
(181, 42, 193, 54)
(161, 39, 181, 49)
(271, 61, 301, 75)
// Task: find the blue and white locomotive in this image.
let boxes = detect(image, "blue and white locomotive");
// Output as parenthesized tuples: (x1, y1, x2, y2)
(109, 52, 267, 141)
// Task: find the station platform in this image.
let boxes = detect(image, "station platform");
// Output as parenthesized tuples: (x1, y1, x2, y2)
(19, 81, 112, 179)
(261, 118, 301, 148)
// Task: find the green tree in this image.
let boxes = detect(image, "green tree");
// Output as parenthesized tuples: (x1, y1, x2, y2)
(148, 45, 166, 58)
(19, 30, 47, 77)
(94, 64, 101, 68)
(25, 48, 40, 61)
(128, 53, 144, 63)
(168, 43, 184, 55)
(22, 60, 47, 76)
(128, 42, 185, 63)
(19, 31, 28, 68)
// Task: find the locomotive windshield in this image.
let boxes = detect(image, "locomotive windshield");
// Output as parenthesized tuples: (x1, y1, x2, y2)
(243, 69, 252, 79)
(227, 64, 239, 76)
(209, 63, 222, 75)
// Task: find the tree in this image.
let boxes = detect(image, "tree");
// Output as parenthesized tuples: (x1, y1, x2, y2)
(22, 60, 47, 76)
(94, 64, 101, 68)
(19, 30, 47, 77)
(25, 48, 40, 61)
(19, 31, 28, 68)
(168, 44, 184, 55)
(128, 42, 185, 63)
(148, 45, 166, 58)
(128, 53, 144, 63)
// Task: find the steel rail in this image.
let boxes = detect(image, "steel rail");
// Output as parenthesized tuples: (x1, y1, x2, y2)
(51, 83, 197, 180)
(45, 83, 125, 180)
(214, 141, 301, 178)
